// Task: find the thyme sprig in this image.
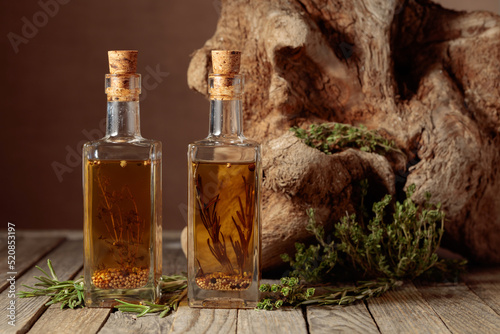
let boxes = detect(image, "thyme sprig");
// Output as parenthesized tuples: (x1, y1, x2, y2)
(257, 277, 315, 310)
(280, 208, 337, 283)
(291, 122, 402, 156)
(335, 184, 445, 280)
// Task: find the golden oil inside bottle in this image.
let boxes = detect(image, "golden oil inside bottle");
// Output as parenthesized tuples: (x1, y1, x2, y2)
(191, 161, 257, 291)
(85, 159, 152, 290)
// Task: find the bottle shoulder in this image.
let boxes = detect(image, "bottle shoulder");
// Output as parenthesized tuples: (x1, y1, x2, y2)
(85, 137, 161, 148)
(188, 136, 261, 149)
(84, 137, 161, 161)
(188, 137, 260, 163)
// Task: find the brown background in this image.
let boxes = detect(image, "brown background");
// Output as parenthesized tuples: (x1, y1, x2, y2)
(1, 0, 499, 231)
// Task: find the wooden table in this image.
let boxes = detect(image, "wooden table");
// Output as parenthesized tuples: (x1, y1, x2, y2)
(1, 233, 499, 334)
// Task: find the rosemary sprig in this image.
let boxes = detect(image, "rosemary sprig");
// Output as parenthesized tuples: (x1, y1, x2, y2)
(257, 277, 401, 310)
(158, 274, 188, 292)
(18, 260, 188, 317)
(301, 279, 402, 306)
(115, 274, 189, 318)
(114, 288, 187, 318)
(195, 173, 234, 274)
(18, 259, 85, 309)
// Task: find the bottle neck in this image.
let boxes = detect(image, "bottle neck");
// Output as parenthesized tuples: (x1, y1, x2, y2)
(207, 73, 244, 139)
(209, 99, 243, 138)
(106, 101, 142, 139)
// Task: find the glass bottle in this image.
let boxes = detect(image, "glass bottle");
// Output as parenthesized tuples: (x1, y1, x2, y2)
(83, 50, 162, 307)
(187, 50, 261, 308)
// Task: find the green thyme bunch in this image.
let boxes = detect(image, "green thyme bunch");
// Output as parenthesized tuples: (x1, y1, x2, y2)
(282, 184, 452, 283)
(336, 184, 445, 280)
(257, 277, 315, 310)
(280, 209, 337, 283)
(291, 122, 402, 156)
(276, 183, 466, 307)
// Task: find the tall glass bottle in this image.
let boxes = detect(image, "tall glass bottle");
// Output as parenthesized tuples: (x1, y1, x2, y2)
(187, 50, 261, 308)
(83, 50, 162, 307)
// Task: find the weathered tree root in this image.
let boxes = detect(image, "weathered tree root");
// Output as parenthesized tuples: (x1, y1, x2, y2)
(188, 0, 500, 266)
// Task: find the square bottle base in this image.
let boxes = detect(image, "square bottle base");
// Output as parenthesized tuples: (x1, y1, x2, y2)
(187, 282, 259, 309)
(188, 297, 257, 309)
(85, 285, 156, 308)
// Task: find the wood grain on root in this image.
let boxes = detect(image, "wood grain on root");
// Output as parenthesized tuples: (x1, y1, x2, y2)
(188, 0, 500, 266)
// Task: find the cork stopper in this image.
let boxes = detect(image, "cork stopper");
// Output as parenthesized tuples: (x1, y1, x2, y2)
(105, 50, 141, 102)
(212, 50, 241, 74)
(210, 50, 242, 100)
(108, 50, 138, 74)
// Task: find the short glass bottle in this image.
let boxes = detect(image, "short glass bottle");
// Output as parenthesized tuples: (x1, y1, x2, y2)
(187, 50, 261, 308)
(83, 50, 162, 307)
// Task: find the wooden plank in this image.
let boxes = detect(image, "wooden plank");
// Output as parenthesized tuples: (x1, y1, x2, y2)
(415, 282, 500, 333)
(0, 237, 65, 293)
(238, 307, 308, 334)
(366, 282, 451, 334)
(307, 302, 379, 334)
(464, 266, 500, 316)
(28, 306, 110, 334)
(168, 304, 237, 334)
(98, 311, 175, 334)
(27, 269, 111, 334)
(0, 240, 83, 334)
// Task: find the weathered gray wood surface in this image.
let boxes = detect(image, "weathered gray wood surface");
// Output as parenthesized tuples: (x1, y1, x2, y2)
(0, 240, 82, 334)
(366, 283, 451, 334)
(415, 282, 500, 333)
(169, 306, 237, 334)
(0, 237, 65, 292)
(306, 303, 379, 334)
(238, 307, 307, 334)
(465, 267, 500, 316)
(1, 234, 499, 334)
(28, 269, 112, 334)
